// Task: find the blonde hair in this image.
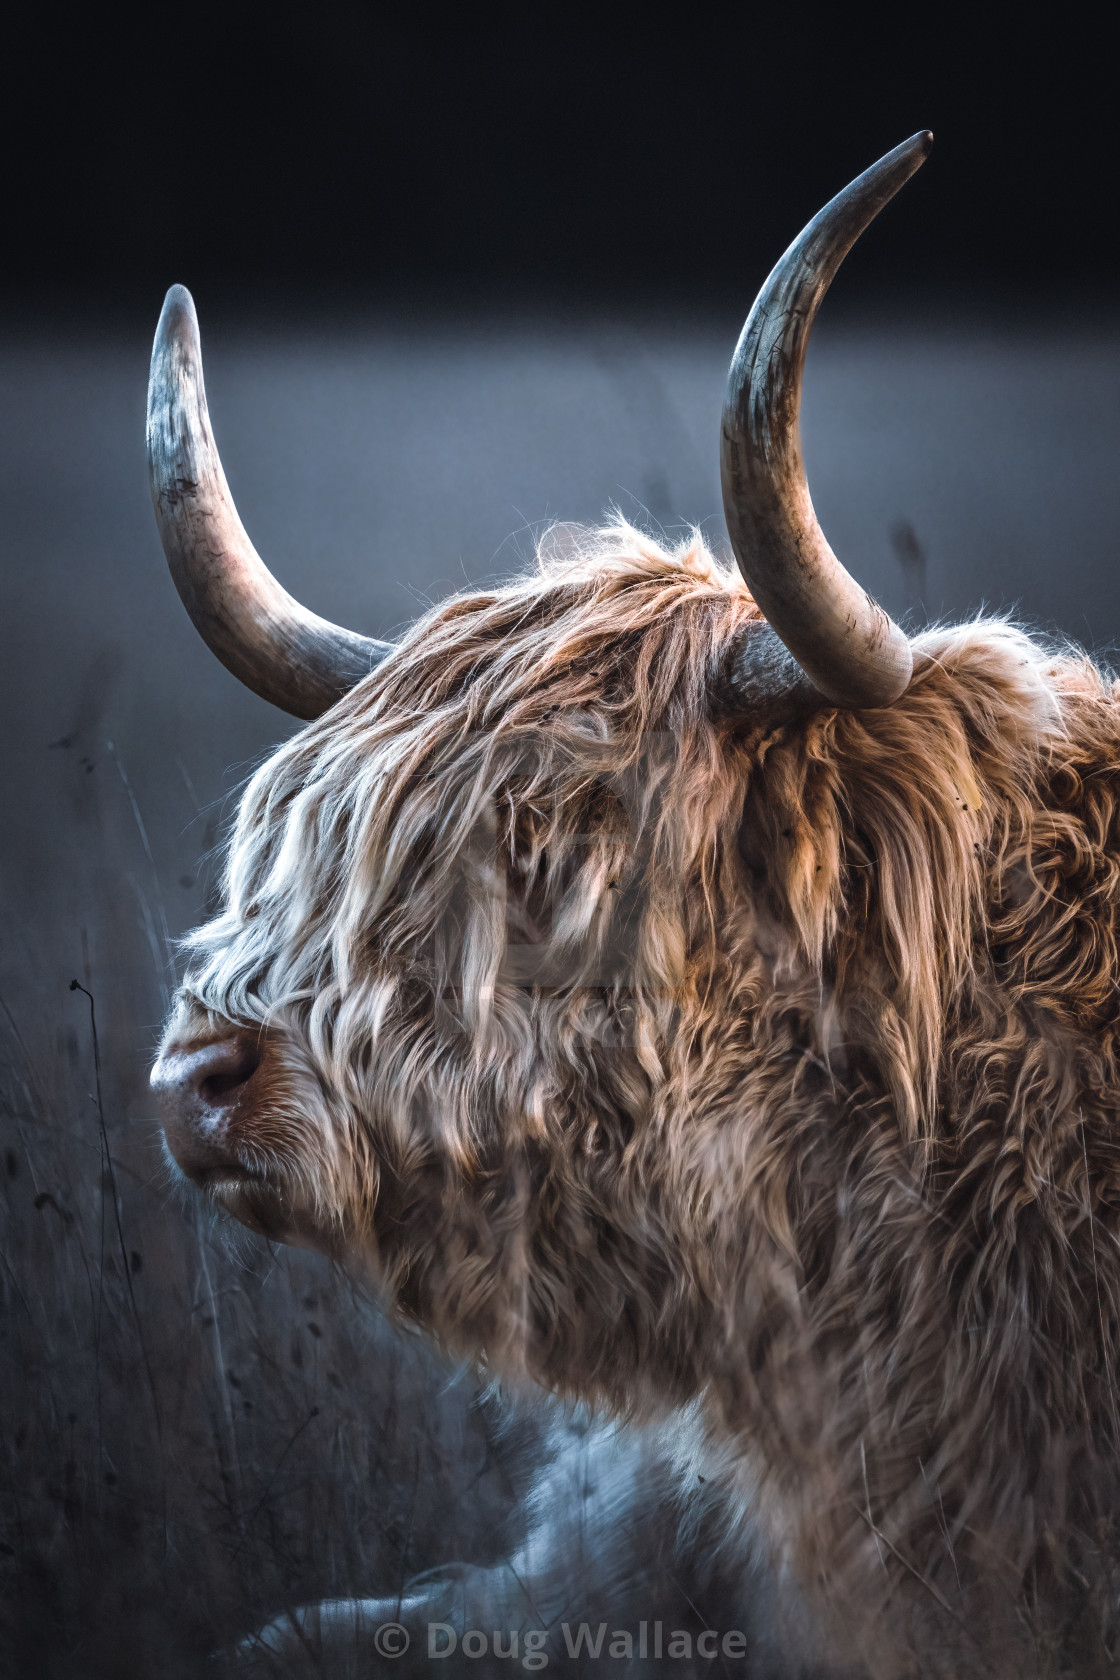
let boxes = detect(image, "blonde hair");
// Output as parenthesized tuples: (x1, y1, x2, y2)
(175, 519, 1120, 1665)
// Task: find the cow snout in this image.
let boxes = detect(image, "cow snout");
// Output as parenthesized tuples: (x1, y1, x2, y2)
(151, 1034, 262, 1184)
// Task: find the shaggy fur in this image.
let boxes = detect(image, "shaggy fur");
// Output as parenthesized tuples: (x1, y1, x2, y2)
(164, 521, 1120, 1674)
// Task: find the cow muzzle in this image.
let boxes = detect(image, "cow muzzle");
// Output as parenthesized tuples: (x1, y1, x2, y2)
(151, 1032, 264, 1188)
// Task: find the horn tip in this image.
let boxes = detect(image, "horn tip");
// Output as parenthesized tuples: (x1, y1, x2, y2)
(156, 283, 199, 344)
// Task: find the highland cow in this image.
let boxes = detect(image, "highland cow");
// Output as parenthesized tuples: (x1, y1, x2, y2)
(149, 133, 1120, 1675)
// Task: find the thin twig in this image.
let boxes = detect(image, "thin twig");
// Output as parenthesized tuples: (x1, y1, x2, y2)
(69, 981, 166, 1465)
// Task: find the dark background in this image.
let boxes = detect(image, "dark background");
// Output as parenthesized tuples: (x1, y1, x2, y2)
(3, 11, 1120, 1676)
(5, 8, 1117, 314)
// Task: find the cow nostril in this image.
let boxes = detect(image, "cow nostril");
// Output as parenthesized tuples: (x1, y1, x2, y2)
(151, 1032, 266, 1187)
(151, 1034, 262, 1112)
(198, 1043, 260, 1104)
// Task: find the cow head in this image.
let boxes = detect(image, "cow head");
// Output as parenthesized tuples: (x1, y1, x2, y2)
(150, 132, 937, 1317)
(148, 126, 1048, 1334)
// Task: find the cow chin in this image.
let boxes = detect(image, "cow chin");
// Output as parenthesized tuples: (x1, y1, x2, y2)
(201, 1173, 333, 1251)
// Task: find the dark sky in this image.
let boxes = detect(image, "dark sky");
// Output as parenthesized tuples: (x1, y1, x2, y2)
(6, 8, 1117, 312)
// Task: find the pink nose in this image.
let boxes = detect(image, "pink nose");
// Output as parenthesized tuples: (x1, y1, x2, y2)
(150, 1035, 262, 1183)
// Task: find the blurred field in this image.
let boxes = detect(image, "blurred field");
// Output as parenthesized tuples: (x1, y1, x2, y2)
(2, 301, 1120, 1675)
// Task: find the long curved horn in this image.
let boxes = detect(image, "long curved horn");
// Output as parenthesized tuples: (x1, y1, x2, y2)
(721, 132, 932, 709)
(147, 286, 392, 719)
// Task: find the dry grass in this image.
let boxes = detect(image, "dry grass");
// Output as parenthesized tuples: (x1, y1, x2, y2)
(0, 980, 542, 1678)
